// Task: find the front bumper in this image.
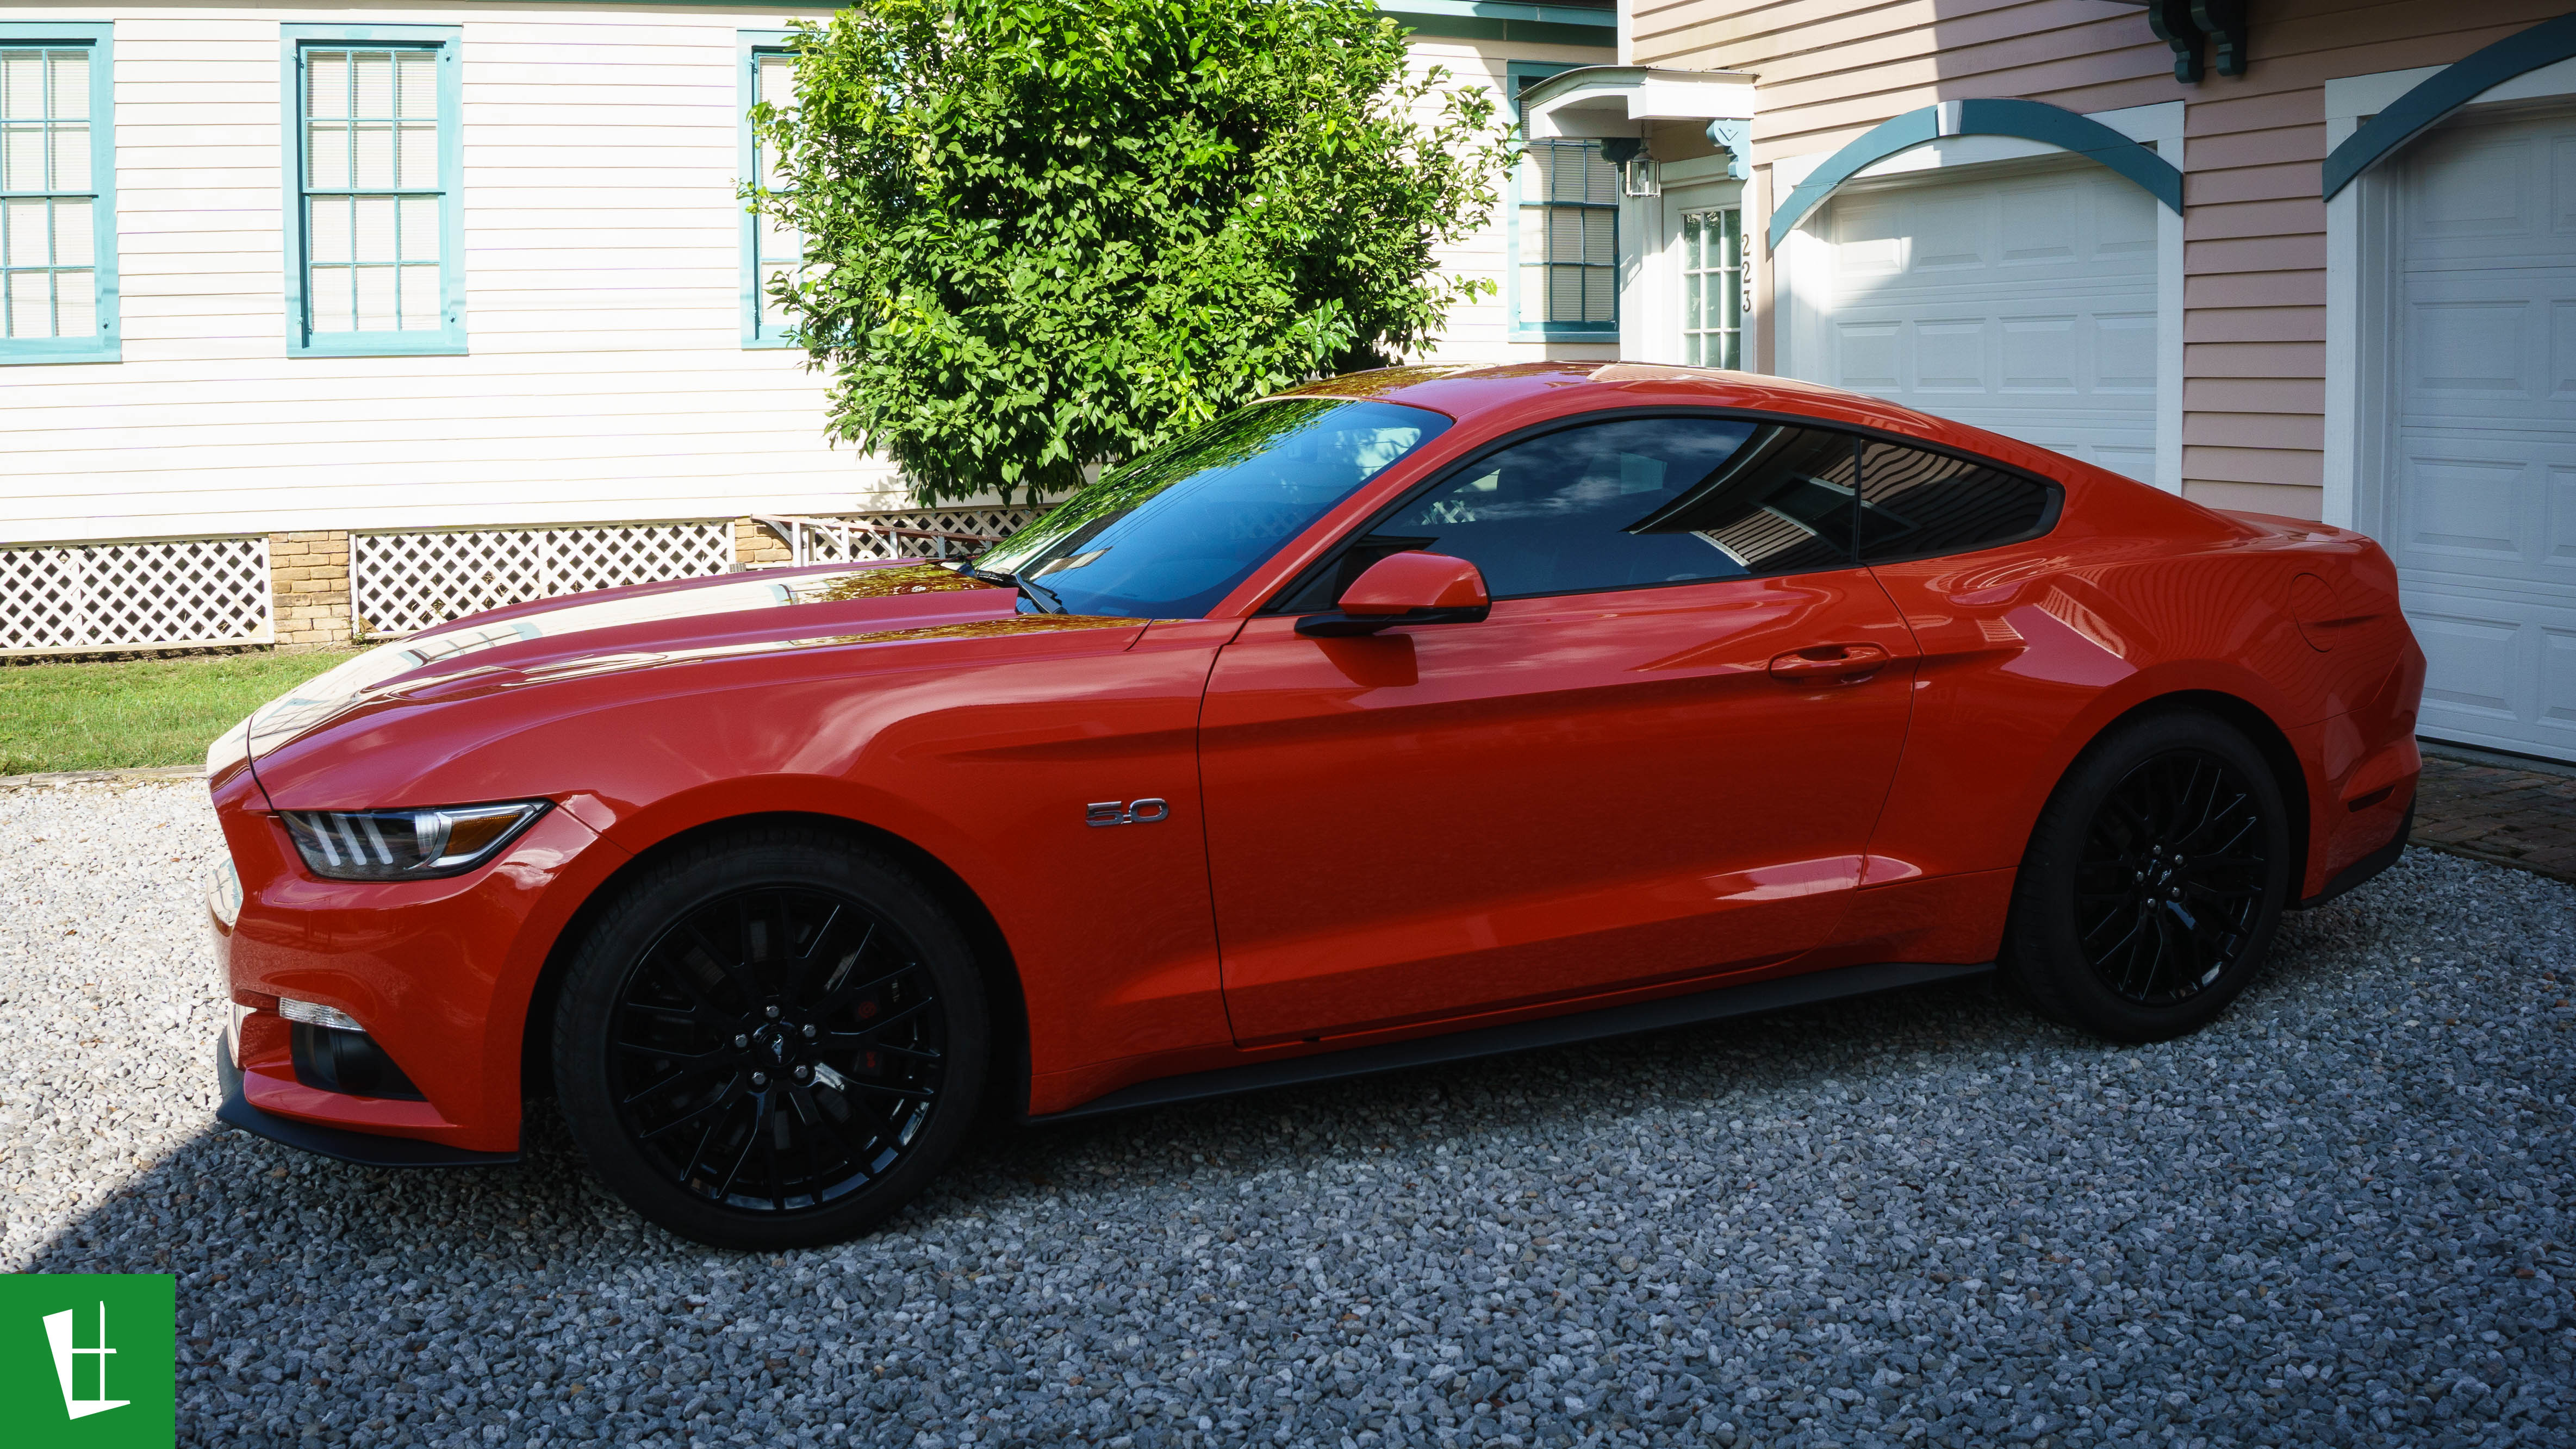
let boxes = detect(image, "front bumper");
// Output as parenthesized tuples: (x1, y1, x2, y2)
(209, 759, 629, 1155)
(214, 1035, 519, 1167)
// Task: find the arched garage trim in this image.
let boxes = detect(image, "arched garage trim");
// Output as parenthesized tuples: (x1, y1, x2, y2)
(2322, 10, 2576, 199)
(1765, 98, 2183, 251)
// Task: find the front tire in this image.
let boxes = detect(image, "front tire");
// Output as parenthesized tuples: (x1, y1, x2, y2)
(553, 826, 987, 1249)
(2002, 710, 2292, 1042)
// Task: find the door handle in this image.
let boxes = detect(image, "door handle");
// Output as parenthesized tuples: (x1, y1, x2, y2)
(1767, 642, 1890, 685)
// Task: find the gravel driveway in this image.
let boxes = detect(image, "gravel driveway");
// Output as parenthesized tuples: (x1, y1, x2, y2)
(4, 779, 2572, 1448)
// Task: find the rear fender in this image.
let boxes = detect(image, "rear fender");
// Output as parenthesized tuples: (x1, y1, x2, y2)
(1862, 649, 2312, 888)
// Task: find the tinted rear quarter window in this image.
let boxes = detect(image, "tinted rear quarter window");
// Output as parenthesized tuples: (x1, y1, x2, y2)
(1856, 442, 2055, 563)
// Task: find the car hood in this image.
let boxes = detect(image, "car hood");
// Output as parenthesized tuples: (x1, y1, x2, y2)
(209, 560, 1139, 772)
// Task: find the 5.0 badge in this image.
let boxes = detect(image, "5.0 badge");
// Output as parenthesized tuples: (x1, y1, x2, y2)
(1084, 798, 1169, 828)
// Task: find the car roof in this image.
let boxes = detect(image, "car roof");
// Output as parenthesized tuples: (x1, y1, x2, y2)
(1272, 361, 2076, 479)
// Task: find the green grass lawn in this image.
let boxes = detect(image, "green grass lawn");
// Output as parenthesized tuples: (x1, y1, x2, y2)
(0, 647, 363, 776)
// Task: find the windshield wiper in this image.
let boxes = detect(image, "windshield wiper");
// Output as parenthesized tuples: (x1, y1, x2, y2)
(953, 561, 1067, 615)
(1013, 571, 1069, 615)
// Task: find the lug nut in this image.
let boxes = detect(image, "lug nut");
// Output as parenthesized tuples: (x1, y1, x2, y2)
(794, 1065, 811, 1082)
(802, 1024, 817, 1039)
(734, 1034, 749, 1048)
(751, 1071, 768, 1086)
(766, 1005, 781, 1019)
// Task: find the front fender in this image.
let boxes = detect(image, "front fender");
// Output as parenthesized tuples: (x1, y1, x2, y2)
(253, 620, 1239, 1112)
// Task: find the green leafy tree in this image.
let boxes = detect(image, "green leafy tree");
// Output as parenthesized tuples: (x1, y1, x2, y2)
(749, 0, 1505, 504)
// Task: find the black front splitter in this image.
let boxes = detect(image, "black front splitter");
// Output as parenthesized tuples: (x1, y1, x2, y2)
(214, 1035, 520, 1169)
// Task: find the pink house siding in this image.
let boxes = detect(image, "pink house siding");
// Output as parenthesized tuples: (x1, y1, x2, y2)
(1628, 0, 2573, 519)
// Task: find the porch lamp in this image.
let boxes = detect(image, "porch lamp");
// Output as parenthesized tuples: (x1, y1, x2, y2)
(1600, 137, 1659, 198)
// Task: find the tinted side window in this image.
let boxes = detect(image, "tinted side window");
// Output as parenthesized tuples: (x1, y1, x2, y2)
(1855, 442, 2054, 562)
(1626, 426, 1860, 578)
(1374, 417, 1760, 597)
(1323, 417, 1896, 602)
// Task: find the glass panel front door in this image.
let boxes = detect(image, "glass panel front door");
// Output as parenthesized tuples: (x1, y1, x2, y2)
(1681, 207, 1741, 369)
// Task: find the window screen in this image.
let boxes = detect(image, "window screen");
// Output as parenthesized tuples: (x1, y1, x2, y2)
(1517, 141, 1617, 329)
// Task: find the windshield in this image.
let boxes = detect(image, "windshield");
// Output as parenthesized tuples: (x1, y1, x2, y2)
(971, 398, 1451, 619)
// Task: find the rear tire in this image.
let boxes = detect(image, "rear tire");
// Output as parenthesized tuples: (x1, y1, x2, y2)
(553, 825, 987, 1249)
(2001, 710, 2292, 1042)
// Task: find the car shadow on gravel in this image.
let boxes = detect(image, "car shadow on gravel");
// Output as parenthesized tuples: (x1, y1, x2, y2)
(23, 853, 2576, 1448)
(31, 969, 2032, 1279)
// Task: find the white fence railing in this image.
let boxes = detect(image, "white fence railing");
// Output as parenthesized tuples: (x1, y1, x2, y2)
(351, 521, 734, 639)
(0, 536, 272, 655)
(754, 508, 1044, 565)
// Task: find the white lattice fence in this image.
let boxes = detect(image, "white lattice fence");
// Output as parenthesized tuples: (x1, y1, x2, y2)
(351, 521, 734, 638)
(770, 507, 1046, 564)
(1, 537, 272, 654)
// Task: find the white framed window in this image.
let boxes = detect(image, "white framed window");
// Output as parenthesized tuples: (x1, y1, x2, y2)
(741, 33, 804, 348)
(0, 23, 116, 364)
(281, 26, 463, 356)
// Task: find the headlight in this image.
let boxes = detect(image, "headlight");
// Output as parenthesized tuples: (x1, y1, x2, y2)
(279, 801, 550, 882)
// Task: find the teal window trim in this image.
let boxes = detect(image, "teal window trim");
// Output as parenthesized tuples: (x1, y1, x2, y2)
(1766, 98, 2181, 251)
(740, 29, 799, 349)
(1505, 61, 1615, 341)
(1378, 0, 1617, 27)
(1, 21, 119, 365)
(2323, 11, 2576, 199)
(280, 24, 465, 358)
(1378, 0, 1617, 49)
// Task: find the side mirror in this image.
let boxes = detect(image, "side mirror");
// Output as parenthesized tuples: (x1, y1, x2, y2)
(1295, 551, 1492, 638)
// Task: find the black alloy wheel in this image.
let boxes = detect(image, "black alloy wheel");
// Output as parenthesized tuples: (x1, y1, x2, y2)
(556, 827, 986, 1248)
(2003, 710, 2291, 1042)
(612, 886, 943, 1213)
(2072, 748, 2272, 1007)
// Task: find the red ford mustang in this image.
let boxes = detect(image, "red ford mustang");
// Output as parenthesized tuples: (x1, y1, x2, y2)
(206, 363, 2424, 1247)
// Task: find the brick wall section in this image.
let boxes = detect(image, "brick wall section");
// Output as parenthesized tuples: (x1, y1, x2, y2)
(267, 530, 353, 650)
(733, 516, 792, 568)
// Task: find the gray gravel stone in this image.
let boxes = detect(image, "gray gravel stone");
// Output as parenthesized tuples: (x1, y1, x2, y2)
(4, 780, 2571, 1447)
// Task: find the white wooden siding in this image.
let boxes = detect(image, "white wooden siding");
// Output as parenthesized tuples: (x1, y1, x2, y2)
(0, 7, 1599, 546)
(2, 3, 872, 546)
(1403, 36, 1623, 364)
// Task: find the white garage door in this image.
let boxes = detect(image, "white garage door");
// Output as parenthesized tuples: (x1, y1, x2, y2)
(2388, 105, 2576, 762)
(1785, 159, 2160, 481)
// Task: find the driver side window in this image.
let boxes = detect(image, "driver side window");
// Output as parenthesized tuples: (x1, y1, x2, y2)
(1307, 415, 1868, 603)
